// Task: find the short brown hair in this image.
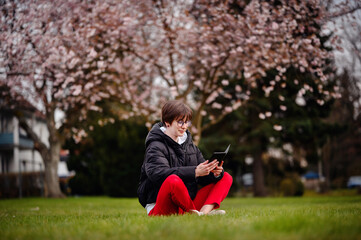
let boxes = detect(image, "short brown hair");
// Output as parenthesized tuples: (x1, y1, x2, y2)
(161, 100, 193, 125)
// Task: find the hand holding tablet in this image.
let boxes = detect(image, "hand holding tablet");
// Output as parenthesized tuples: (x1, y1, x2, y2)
(210, 144, 230, 165)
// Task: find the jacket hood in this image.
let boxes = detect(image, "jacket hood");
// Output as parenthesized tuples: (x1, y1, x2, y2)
(145, 122, 192, 149)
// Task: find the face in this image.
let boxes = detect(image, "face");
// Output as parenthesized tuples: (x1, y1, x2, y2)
(165, 117, 192, 140)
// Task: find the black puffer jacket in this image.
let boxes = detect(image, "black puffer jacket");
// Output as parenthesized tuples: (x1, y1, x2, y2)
(137, 122, 224, 207)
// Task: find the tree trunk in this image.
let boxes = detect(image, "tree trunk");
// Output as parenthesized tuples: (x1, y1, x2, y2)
(192, 108, 204, 146)
(253, 150, 267, 197)
(322, 137, 331, 192)
(44, 106, 65, 198)
(43, 142, 64, 198)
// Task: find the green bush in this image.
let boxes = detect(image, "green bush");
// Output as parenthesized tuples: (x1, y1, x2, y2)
(280, 178, 295, 196)
(68, 173, 102, 196)
(294, 179, 305, 196)
(280, 177, 304, 197)
(67, 119, 148, 197)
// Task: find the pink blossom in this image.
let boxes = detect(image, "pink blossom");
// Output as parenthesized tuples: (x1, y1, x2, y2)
(295, 96, 306, 106)
(90, 105, 101, 111)
(84, 82, 94, 90)
(88, 48, 97, 58)
(273, 125, 283, 131)
(72, 85, 82, 96)
(211, 102, 222, 109)
(272, 22, 279, 30)
(224, 106, 233, 113)
(317, 99, 325, 105)
(194, 80, 202, 88)
(206, 91, 219, 104)
(259, 113, 266, 119)
(235, 85, 242, 92)
(221, 80, 229, 86)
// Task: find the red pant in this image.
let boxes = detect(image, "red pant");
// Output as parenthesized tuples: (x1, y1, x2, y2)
(149, 172, 233, 216)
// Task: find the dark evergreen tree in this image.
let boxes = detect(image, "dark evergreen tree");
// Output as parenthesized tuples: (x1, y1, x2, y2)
(65, 101, 148, 197)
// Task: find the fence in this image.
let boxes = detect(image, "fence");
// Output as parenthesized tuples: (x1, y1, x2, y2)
(0, 171, 44, 198)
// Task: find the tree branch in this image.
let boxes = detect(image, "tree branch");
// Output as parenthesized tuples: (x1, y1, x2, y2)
(15, 111, 48, 154)
(6, 72, 31, 76)
(125, 47, 173, 87)
(327, 2, 361, 19)
(155, 1, 179, 91)
(201, 111, 228, 132)
(177, 79, 194, 100)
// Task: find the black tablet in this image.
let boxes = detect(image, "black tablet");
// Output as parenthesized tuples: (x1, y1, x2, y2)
(210, 144, 230, 164)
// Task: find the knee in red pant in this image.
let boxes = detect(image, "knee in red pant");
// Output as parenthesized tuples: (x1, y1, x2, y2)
(164, 174, 184, 189)
(223, 172, 233, 184)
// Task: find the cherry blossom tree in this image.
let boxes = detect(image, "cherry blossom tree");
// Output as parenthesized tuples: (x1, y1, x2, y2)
(0, 0, 132, 197)
(94, 0, 341, 144)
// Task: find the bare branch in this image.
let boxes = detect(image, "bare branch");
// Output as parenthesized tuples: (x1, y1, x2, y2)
(201, 111, 228, 132)
(6, 72, 31, 76)
(15, 111, 48, 154)
(327, 2, 361, 19)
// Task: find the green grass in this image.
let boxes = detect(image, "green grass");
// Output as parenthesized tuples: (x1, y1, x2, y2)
(1, 196, 361, 240)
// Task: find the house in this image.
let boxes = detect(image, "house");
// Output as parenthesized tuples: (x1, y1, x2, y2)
(0, 109, 47, 175)
(301, 171, 323, 192)
(0, 103, 73, 197)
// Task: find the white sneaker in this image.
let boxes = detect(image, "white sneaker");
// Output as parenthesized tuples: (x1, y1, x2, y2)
(189, 210, 204, 216)
(207, 209, 226, 215)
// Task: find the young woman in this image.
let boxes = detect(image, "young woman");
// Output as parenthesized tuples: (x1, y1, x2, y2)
(137, 100, 233, 216)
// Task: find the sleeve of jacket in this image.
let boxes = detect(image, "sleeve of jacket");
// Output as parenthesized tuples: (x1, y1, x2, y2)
(195, 147, 224, 186)
(145, 142, 196, 187)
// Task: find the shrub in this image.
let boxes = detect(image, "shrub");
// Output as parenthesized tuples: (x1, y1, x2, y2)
(280, 178, 295, 196)
(67, 119, 148, 197)
(294, 180, 305, 196)
(280, 177, 304, 197)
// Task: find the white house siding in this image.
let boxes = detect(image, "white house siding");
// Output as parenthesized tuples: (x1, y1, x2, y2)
(0, 112, 49, 174)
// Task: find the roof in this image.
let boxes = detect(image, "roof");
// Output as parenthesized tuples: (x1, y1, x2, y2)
(303, 171, 319, 179)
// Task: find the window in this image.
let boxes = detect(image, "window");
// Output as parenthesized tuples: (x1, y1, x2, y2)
(0, 152, 11, 173)
(0, 115, 12, 133)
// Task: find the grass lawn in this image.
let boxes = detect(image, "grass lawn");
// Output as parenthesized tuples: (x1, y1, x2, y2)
(1, 196, 361, 240)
